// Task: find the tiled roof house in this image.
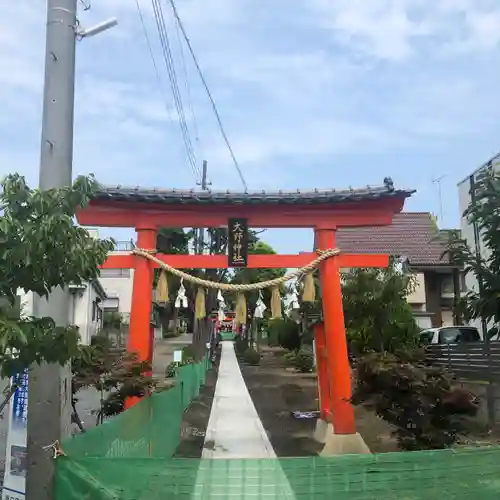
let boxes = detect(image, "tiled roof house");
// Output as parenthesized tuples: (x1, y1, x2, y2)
(336, 212, 450, 267)
(336, 213, 461, 329)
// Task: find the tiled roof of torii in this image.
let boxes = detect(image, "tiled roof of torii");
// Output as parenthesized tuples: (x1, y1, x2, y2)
(95, 177, 415, 206)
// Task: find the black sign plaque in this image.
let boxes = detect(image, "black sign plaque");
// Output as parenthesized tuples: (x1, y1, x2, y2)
(228, 218, 249, 268)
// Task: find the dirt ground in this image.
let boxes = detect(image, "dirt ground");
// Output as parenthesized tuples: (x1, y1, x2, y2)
(174, 343, 500, 460)
(239, 346, 323, 456)
(174, 345, 221, 458)
(240, 346, 400, 455)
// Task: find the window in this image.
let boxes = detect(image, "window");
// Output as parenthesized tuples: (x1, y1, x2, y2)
(100, 269, 131, 278)
(459, 272, 467, 292)
(457, 327, 481, 342)
(440, 275, 454, 295)
(438, 327, 480, 344)
(419, 329, 435, 345)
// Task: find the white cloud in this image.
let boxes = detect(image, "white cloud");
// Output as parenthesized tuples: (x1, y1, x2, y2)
(464, 9, 500, 49)
(77, 76, 176, 124)
(310, 0, 500, 60)
(0, 0, 499, 207)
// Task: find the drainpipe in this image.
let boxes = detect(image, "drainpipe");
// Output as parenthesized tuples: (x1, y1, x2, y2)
(452, 267, 461, 325)
(469, 174, 488, 339)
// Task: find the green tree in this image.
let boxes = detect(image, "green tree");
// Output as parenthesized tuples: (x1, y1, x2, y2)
(156, 227, 193, 255)
(342, 267, 419, 355)
(442, 167, 500, 338)
(72, 334, 153, 430)
(231, 239, 286, 349)
(0, 173, 114, 400)
(346, 265, 479, 451)
(231, 240, 286, 315)
(154, 228, 194, 332)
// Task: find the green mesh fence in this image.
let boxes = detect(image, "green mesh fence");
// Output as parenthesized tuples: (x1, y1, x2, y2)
(60, 357, 210, 461)
(55, 356, 500, 499)
(220, 331, 236, 341)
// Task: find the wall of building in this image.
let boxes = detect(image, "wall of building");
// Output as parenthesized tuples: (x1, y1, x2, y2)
(18, 283, 104, 345)
(458, 174, 481, 311)
(441, 309, 454, 326)
(99, 267, 134, 319)
(407, 272, 426, 306)
(424, 271, 443, 328)
(87, 231, 135, 319)
(406, 270, 458, 328)
(458, 156, 500, 336)
(70, 284, 104, 344)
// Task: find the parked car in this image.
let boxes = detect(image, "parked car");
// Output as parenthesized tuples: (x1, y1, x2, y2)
(419, 326, 481, 345)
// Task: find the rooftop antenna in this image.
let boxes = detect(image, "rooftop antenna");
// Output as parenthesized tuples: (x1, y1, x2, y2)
(432, 175, 446, 224)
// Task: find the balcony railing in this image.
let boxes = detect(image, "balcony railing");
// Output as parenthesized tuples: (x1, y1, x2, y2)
(113, 240, 135, 252)
(441, 285, 454, 297)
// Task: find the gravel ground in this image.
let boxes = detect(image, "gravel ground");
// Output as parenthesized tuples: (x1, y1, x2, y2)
(0, 334, 193, 471)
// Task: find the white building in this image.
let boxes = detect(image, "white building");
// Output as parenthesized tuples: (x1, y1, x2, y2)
(84, 229, 135, 319)
(457, 151, 500, 336)
(85, 232, 161, 335)
(18, 279, 107, 345)
(97, 240, 135, 321)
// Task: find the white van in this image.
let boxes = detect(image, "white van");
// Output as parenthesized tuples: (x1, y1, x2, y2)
(419, 326, 481, 345)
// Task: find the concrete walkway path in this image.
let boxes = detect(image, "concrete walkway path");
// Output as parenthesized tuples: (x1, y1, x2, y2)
(203, 341, 275, 459)
(193, 341, 296, 498)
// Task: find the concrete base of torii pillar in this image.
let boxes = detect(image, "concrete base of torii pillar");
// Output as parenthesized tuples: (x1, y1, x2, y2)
(313, 419, 333, 443)
(314, 419, 371, 455)
(320, 432, 371, 456)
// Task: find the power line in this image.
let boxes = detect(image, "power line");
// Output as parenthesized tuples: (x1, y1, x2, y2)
(168, 0, 248, 190)
(135, 0, 200, 181)
(150, 0, 201, 180)
(174, 19, 200, 149)
(133, 1, 178, 143)
(152, 0, 199, 179)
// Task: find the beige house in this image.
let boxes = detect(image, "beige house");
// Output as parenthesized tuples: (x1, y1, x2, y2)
(336, 212, 462, 329)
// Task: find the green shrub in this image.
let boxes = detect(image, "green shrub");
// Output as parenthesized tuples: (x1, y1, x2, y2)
(243, 347, 260, 365)
(283, 351, 297, 366)
(342, 268, 420, 356)
(235, 336, 249, 355)
(165, 346, 195, 377)
(165, 362, 177, 378)
(181, 345, 195, 362)
(293, 348, 314, 373)
(162, 327, 181, 339)
(352, 351, 479, 451)
(265, 318, 281, 346)
(267, 318, 301, 351)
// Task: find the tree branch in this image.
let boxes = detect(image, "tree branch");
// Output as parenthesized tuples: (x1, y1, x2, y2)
(71, 397, 86, 433)
(0, 382, 18, 417)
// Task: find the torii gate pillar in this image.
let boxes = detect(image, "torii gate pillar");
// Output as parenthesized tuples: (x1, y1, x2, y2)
(315, 227, 370, 455)
(126, 227, 156, 408)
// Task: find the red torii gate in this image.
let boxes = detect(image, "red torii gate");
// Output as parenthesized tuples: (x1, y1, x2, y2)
(76, 180, 413, 454)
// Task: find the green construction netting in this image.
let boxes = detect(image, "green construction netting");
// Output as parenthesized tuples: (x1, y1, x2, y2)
(220, 331, 237, 341)
(60, 357, 210, 461)
(55, 357, 500, 499)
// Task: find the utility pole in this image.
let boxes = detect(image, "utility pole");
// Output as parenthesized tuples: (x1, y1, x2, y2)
(197, 160, 210, 254)
(192, 161, 210, 348)
(26, 1, 78, 499)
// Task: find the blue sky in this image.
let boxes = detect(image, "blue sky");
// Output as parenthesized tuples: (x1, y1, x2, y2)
(2, 1, 500, 253)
